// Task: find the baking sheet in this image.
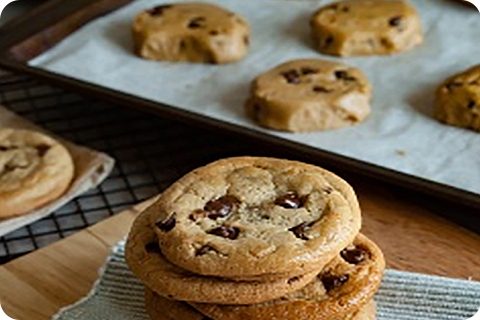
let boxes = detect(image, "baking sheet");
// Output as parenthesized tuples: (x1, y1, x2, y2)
(0, 106, 115, 237)
(29, 0, 480, 195)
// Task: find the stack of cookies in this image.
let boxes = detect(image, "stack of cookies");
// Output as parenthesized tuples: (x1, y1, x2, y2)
(126, 157, 385, 320)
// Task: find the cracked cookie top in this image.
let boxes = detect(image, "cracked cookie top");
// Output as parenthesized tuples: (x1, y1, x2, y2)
(151, 157, 361, 279)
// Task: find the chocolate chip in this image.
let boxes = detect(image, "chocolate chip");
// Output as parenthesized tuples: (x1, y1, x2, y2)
(468, 100, 476, 109)
(156, 213, 176, 232)
(287, 276, 301, 285)
(0, 146, 8, 151)
(210, 30, 219, 36)
(275, 193, 303, 209)
(322, 274, 349, 292)
(301, 67, 318, 75)
(281, 70, 301, 84)
(313, 86, 332, 93)
(389, 16, 403, 27)
(205, 195, 239, 219)
(145, 242, 161, 253)
(196, 245, 215, 256)
(446, 82, 462, 91)
(341, 247, 367, 264)
(188, 17, 205, 29)
(208, 226, 240, 240)
(323, 186, 334, 194)
(36, 144, 50, 157)
(325, 36, 334, 48)
(244, 35, 250, 46)
(289, 222, 312, 240)
(147, 5, 171, 16)
(335, 70, 356, 81)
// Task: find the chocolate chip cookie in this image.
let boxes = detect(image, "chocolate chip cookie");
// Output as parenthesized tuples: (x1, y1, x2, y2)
(435, 64, 480, 132)
(246, 60, 372, 132)
(151, 157, 362, 279)
(145, 288, 377, 320)
(133, 3, 250, 64)
(311, 0, 423, 57)
(191, 233, 384, 320)
(126, 206, 320, 305)
(0, 128, 74, 218)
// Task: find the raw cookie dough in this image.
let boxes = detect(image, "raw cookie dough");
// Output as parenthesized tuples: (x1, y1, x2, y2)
(192, 233, 385, 320)
(246, 59, 372, 132)
(310, 0, 423, 57)
(0, 128, 74, 219)
(126, 207, 320, 305)
(150, 157, 362, 280)
(133, 3, 250, 64)
(435, 65, 480, 132)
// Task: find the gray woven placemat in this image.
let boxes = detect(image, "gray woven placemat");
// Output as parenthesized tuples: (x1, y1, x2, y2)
(52, 241, 480, 320)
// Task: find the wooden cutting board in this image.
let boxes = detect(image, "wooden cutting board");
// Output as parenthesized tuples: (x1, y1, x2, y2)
(1, 180, 480, 320)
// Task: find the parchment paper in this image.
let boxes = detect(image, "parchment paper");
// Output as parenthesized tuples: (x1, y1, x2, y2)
(29, 0, 480, 195)
(0, 106, 115, 237)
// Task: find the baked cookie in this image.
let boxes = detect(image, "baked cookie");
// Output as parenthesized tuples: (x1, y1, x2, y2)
(435, 65, 480, 132)
(246, 59, 372, 132)
(0, 128, 74, 219)
(192, 233, 385, 320)
(126, 207, 320, 305)
(311, 0, 423, 57)
(151, 157, 361, 279)
(133, 3, 250, 64)
(145, 288, 377, 320)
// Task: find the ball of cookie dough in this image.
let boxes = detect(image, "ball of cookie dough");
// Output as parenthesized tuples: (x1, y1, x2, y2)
(310, 0, 423, 57)
(0, 128, 75, 218)
(246, 59, 372, 132)
(435, 65, 480, 132)
(133, 3, 250, 64)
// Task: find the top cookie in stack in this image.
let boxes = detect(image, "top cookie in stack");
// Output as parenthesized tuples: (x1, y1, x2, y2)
(126, 157, 385, 319)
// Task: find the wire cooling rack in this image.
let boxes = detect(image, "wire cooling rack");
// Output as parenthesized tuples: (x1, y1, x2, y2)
(0, 71, 266, 264)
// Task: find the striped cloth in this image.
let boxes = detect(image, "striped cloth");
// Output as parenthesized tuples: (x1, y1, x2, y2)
(52, 241, 480, 320)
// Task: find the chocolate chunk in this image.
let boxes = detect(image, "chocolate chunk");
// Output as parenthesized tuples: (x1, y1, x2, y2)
(244, 35, 250, 46)
(188, 17, 206, 29)
(468, 100, 476, 109)
(313, 86, 332, 93)
(325, 36, 334, 48)
(36, 144, 50, 157)
(289, 222, 312, 240)
(322, 274, 349, 292)
(145, 242, 161, 253)
(147, 5, 171, 16)
(341, 247, 367, 264)
(281, 70, 301, 84)
(275, 193, 303, 209)
(196, 245, 215, 256)
(301, 67, 318, 75)
(335, 70, 356, 81)
(287, 276, 301, 285)
(156, 213, 176, 232)
(389, 16, 403, 27)
(205, 195, 239, 219)
(446, 82, 462, 91)
(208, 226, 240, 240)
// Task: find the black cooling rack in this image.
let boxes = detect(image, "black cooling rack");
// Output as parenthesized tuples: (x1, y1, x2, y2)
(0, 70, 267, 264)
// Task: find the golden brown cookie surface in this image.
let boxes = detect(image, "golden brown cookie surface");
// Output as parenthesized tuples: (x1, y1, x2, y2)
(0, 128, 74, 218)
